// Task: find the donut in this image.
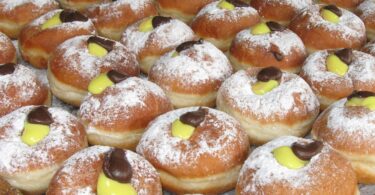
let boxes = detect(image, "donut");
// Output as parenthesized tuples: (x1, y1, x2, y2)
(120, 16, 196, 74)
(79, 75, 173, 150)
(312, 92, 375, 183)
(59, 0, 109, 11)
(0, 106, 87, 194)
(85, 0, 157, 40)
(0, 32, 16, 64)
(149, 40, 233, 108)
(48, 35, 139, 106)
(300, 49, 375, 110)
(236, 136, 359, 195)
(250, 0, 313, 25)
(19, 9, 96, 69)
(229, 21, 307, 73)
(47, 146, 162, 195)
(136, 107, 250, 194)
(362, 40, 375, 56)
(355, 0, 375, 41)
(191, 0, 260, 51)
(320, 0, 363, 10)
(0, 0, 59, 39)
(289, 4, 366, 53)
(217, 67, 320, 145)
(155, 0, 213, 23)
(0, 63, 51, 117)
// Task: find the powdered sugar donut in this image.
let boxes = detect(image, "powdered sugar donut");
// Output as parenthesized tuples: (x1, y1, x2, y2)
(85, 0, 157, 40)
(191, 0, 260, 51)
(355, 0, 375, 41)
(289, 4, 366, 53)
(0, 32, 16, 64)
(236, 136, 358, 195)
(217, 67, 320, 145)
(79, 76, 173, 150)
(0, 0, 59, 39)
(149, 40, 233, 108)
(47, 146, 162, 195)
(229, 22, 307, 73)
(136, 107, 250, 194)
(0, 106, 87, 194)
(320, 0, 364, 10)
(120, 16, 196, 74)
(59, 0, 109, 11)
(300, 49, 375, 110)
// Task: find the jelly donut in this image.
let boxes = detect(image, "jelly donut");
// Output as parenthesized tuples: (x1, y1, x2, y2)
(19, 9, 96, 69)
(120, 16, 196, 74)
(0, 63, 51, 117)
(48, 35, 139, 106)
(136, 107, 250, 194)
(0, 32, 16, 64)
(59, 0, 109, 11)
(229, 21, 307, 73)
(155, 0, 213, 23)
(217, 67, 320, 145)
(236, 136, 358, 195)
(355, 0, 375, 41)
(289, 4, 366, 53)
(0, 0, 59, 39)
(250, 0, 313, 25)
(362, 40, 375, 56)
(320, 0, 363, 10)
(79, 74, 172, 149)
(312, 92, 375, 183)
(0, 106, 87, 194)
(300, 49, 375, 110)
(47, 146, 162, 195)
(149, 40, 233, 108)
(191, 0, 260, 51)
(85, 0, 157, 40)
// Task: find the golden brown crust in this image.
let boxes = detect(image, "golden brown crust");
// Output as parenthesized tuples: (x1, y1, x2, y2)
(59, 0, 110, 11)
(0, 32, 16, 64)
(156, 0, 213, 17)
(0, 178, 22, 195)
(321, 0, 363, 10)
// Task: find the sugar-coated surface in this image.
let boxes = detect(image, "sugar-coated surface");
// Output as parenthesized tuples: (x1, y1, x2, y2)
(255, 0, 312, 11)
(0, 0, 55, 10)
(0, 106, 83, 173)
(195, 1, 258, 21)
(218, 70, 319, 120)
(357, 0, 375, 20)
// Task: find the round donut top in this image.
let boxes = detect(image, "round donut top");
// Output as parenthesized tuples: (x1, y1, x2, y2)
(234, 27, 305, 57)
(0, 64, 46, 108)
(301, 50, 375, 84)
(49, 146, 161, 195)
(218, 68, 319, 121)
(0, 0, 57, 10)
(28, 9, 95, 31)
(0, 106, 86, 174)
(136, 107, 249, 177)
(91, 0, 153, 12)
(356, 0, 375, 21)
(238, 136, 338, 194)
(295, 4, 365, 39)
(194, 1, 258, 22)
(150, 41, 232, 90)
(50, 35, 139, 89)
(254, 0, 312, 11)
(121, 17, 195, 55)
(79, 77, 170, 130)
(0, 32, 16, 63)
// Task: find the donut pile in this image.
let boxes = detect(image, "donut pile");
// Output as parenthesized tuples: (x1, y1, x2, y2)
(0, 0, 374, 194)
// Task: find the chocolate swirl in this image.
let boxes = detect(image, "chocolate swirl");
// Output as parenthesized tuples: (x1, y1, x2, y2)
(347, 91, 375, 100)
(60, 9, 88, 23)
(266, 21, 286, 32)
(27, 106, 53, 125)
(103, 148, 133, 183)
(291, 140, 323, 161)
(107, 70, 129, 84)
(180, 107, 208, 128)
(256, 67, 282, 82)
(87, 36, 115, 53)
(152, 16, 172, 28)
(334, 48, 353, 65)
(226, 0, 249, 7)
(0, 63, 16, 75)
(322, 5, 342, 17)
(176, 39, 203, 53)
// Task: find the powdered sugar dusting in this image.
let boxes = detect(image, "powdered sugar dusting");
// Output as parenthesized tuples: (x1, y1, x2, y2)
(239, 136, 331, 193)
(256, 0, 312, 11)
(357, 0, 375, 20)
(0, 106, 84, 174)
(150, 41, 232, 88)
(235, 28, 305, 56)
(195, 1, 258, 21)
(0, 0, 55, 10)
(348, 51, 375, 83)
(93, 0, 152, 13)
(218, 70, 319, 120)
